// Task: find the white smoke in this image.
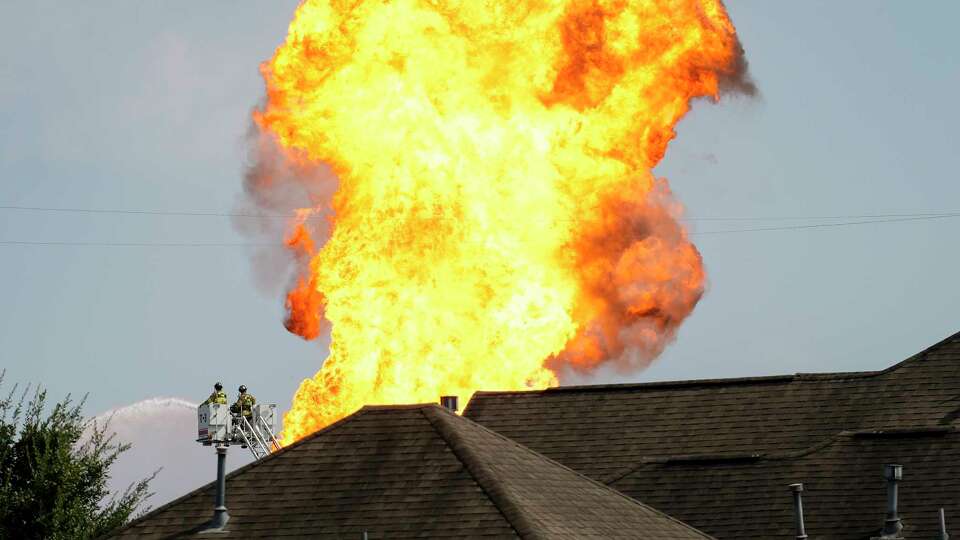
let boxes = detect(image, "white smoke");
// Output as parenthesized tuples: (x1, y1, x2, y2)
(91, 397, 254, 509)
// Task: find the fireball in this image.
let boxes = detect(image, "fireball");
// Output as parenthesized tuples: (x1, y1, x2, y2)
(251, 0, 753, 443)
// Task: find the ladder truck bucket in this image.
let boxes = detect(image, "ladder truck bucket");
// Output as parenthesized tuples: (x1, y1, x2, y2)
(197, 403, 230, 445)
(197, 400, 281, 459)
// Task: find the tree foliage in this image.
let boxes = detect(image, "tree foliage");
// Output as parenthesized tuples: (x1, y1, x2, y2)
(0, 374, 154, 539)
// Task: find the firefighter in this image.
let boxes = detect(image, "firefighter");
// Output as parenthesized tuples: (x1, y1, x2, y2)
(203, 382, 227, 405)
(231, 385, 256, 419)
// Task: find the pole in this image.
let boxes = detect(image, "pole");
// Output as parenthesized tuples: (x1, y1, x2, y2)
(210, 445, 230, 529)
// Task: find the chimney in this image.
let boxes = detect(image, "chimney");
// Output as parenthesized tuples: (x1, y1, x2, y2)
(440, 395, 458, 412)
(788, 483, 808, 540)
(872, 464, 904, 540)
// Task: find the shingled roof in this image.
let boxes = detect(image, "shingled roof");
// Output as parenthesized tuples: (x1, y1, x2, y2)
(611, 426, 960, 539)
(464, 330, 960, 481)
(106, 404, 712, 539)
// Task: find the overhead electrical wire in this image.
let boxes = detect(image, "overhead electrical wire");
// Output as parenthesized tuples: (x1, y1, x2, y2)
(684, 211, 960, 221)
(690, 212, 960, 235)
(0, 240, 273, 247)
(1, 205, 957, 246)
(2, 204, 958, 222)
(0, 205, 302, 219)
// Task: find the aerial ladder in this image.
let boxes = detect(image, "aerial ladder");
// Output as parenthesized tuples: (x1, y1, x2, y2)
(194, 400, 281, 532)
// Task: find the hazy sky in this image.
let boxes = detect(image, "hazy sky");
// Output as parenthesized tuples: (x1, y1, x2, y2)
(1, 1, 959, 502)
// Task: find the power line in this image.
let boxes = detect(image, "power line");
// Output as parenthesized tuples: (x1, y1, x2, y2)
(684, 211, 960, 221)
(2, 205, 959, 223)
(0, 240, 272, 247)
(1, 206, 957, 247)
(0, 205, 303, 219)
(691, 213, 960, 235)
(2, 213, 956, 247)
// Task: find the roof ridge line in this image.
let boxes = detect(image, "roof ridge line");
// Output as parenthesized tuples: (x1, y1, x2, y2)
(467, 371, 883, 402)
(418, 407, 524, 539)
(99, 407, 372, 539)
(359, 403, 435, 410)
(875, 328, 960, 374)
(424, 407, 714, 539)
(466, 329, 960, 406)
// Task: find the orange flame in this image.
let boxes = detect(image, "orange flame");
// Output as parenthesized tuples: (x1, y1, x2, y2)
(252, 0, 752, 444)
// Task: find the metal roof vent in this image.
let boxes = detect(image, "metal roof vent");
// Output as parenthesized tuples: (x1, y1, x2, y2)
(871, 464, 904, 540)
(440, 395, 459, 412)
(940, 508, 950, 540)
(788, 483, 808, 540)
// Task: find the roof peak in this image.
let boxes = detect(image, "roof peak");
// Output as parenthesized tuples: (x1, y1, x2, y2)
(419, 405, 713, 539)
(110, 398, 712, 539)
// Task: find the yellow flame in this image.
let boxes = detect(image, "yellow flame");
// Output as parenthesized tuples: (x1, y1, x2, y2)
(254, 0, 748, 444)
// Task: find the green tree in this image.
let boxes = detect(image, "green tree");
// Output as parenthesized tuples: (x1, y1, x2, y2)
(0, 374, 155, 539)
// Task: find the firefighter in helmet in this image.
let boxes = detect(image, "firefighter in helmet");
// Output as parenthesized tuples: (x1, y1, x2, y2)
(230, 385, 256, 419)
(203, 382, 227, 405)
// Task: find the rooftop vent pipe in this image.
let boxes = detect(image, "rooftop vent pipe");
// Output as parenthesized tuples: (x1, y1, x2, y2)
(788, 483, 808, 540)
(872, 464, 904, 540)
(940, 508, 950, 540)
(440, 395, 458, 412)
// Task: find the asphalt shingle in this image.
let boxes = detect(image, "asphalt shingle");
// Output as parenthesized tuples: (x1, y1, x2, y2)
(106, 404, 712, 539)
(613, 428, 960, 539)
(464, 331, 960, 539)
(465, 331, 960, 480)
